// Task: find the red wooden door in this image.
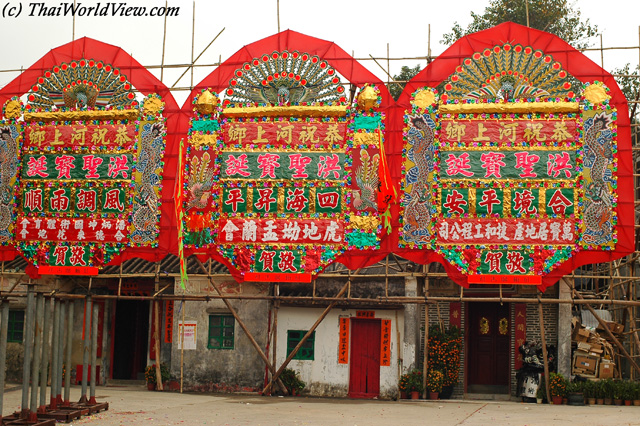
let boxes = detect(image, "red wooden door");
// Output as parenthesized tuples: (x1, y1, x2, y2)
(348, 319, 381, 398)
(467, 303, 510, 393)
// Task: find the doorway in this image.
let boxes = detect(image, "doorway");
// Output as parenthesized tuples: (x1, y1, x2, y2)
(348, 318, 381, 398)
(111, 300, 150, 380)
(467, 302, 510, 394)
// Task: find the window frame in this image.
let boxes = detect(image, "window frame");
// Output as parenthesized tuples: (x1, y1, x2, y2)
(7, 309, 25, 343)
(286, 330, 315, 360)
(207, 314, 235, 350)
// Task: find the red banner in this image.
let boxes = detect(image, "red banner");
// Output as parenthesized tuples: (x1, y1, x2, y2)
(380, 319, 391, 367)
(222, 120, 347, 148)
(439, 119, 578, 146)
(15, 217, 128, 243)
(437, 218, 575, 245)
(338, 318, 349, 364)
(515, 303, 527, 370)
(468, 274, 542, 285)
(25, 123, 137, 150)
(244, 272, 312, 283)
(449, 302, 461, 329)
(218, 218, 344, 245)
(164, 301, 174, 343)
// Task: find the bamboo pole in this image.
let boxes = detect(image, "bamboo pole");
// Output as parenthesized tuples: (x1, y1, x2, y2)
(49, 298, 60, 409)
(38, 296, 51, 413)
(63, 301, 74, 406)
(263, 281, 349, 395)
(180, 299, 185, 394)
(195, 259, 288, 394)
(0, 301, 9, 422)
(21, 284, 35, 419)
(89, 303, 98, 404)
(154, 263, 163, 391)
(538, 301, 551, 404)
(79, 296, 91, 403)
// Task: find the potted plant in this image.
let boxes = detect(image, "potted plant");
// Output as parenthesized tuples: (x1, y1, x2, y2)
(427, 326, 462, 399)
(622, 380, 634, 406)
(612, 380, 624, 405)
(426, 369, 444, 400)
(566, 381, 584, 406)
(398, 373, 411, 399)
(280, 368, 306, 395)
(535, 377, 546, 404)
(407, 369, 424, 399)
(582, 380, 596, 405)
(145, 363, 170, 391)
(634, 381, 640, 406)
(602, 378, 614, 405)
(595, 379, 605, 405)
(548, 373, 567, 405)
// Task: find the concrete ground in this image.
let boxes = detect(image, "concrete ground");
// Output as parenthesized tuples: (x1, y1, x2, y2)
(2, 384, 640, 426)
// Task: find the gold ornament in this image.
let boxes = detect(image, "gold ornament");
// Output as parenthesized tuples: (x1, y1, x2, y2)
(480, 317, 490, 335)
(583, 83, 611, 104)
(3, 99, 23, 119)
(222, 105, 347, 118)
(195, 90, 219, 115)
(25, 109, 139, 122)
(347, 215, 380, 232)
(357, 86, 379, 111)
(412, 89, 436, 110)
(439, 101, 580, 114)
(499, 318, 509, 335)
(143, 95, 164, 116)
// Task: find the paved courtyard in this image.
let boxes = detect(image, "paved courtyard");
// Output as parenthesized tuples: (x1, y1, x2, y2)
(2, 384, 640, 425)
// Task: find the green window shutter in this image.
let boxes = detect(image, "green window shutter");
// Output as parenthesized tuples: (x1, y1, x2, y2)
(286, 330, 315, 360)
(8, 310, 25, 343)
(208, 315, 235, 349)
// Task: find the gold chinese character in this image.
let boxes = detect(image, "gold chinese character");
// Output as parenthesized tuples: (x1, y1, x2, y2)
(299, 125, 319, 143)
(551, 121, 572, 142)
(499, 122, 518, 143)
(50, 128, 64, 146)
(252, 125, 269, 143)
(71, 126, 87, 145)
(323, 124, 344, 142)
(91, 127, 109, 145)
(277, 124, 294, 144)
(445, 121, 466, 142)
(114, 125, 132, 145)
(473, 122, 491, 141)
(29, 129, 46, 147)
(228, 124, 247, 143)
(523, 122, 546, 142)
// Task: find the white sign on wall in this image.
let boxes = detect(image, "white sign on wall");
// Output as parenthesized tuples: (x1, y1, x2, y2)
(177, 321, 197, 350)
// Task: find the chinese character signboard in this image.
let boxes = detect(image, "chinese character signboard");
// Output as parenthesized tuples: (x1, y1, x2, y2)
(400, 37, 627, 288)
(180, 49, 386, 281)
(3, 60, 167, 273)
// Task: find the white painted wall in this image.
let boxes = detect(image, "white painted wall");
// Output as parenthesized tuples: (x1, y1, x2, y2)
(276, 307, 405, 398)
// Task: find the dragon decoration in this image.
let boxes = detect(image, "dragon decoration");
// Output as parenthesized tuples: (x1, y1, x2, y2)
(401, 44, 617, 283)
(180, 50, 390, 280)
(0, 59, 167, 272)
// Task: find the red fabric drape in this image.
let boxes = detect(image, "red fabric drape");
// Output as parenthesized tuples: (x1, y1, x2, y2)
(179, 30, 396, 279)
(393, 22, 635, 290)
(0, 37, 180, 266)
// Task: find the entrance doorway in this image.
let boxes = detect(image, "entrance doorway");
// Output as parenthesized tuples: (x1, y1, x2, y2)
(111, 300, 149, 380)
(467, 302, 510, 394)
(348, 318, 381, 398)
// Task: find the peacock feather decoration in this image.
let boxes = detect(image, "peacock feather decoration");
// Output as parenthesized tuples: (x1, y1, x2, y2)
(352, 149, 379, 211)
(186, 152, 216, 211)
(26, 59, 136, 110)
(442, 44, 573, 102)
(224, 50, 346, 105)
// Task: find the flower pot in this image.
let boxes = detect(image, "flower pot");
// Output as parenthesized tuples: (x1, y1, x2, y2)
(596, 398, 604, 405)
(633, 399, 640, 406)
(536, 398, 542, 404)
(567, 393, 584, 406)
(147, 382, 155, 391)
(552, 396, 563, 405)
(439, 385, 454, 400)
(604, 398, 613, 405)
(624, 400, 632, 406)
(428, 392, 439, 400)
(410, 391, 420, 400)
(400, 391, 408, 400)
(614, 399, 623, 406)
(587, 398, 596, 405)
